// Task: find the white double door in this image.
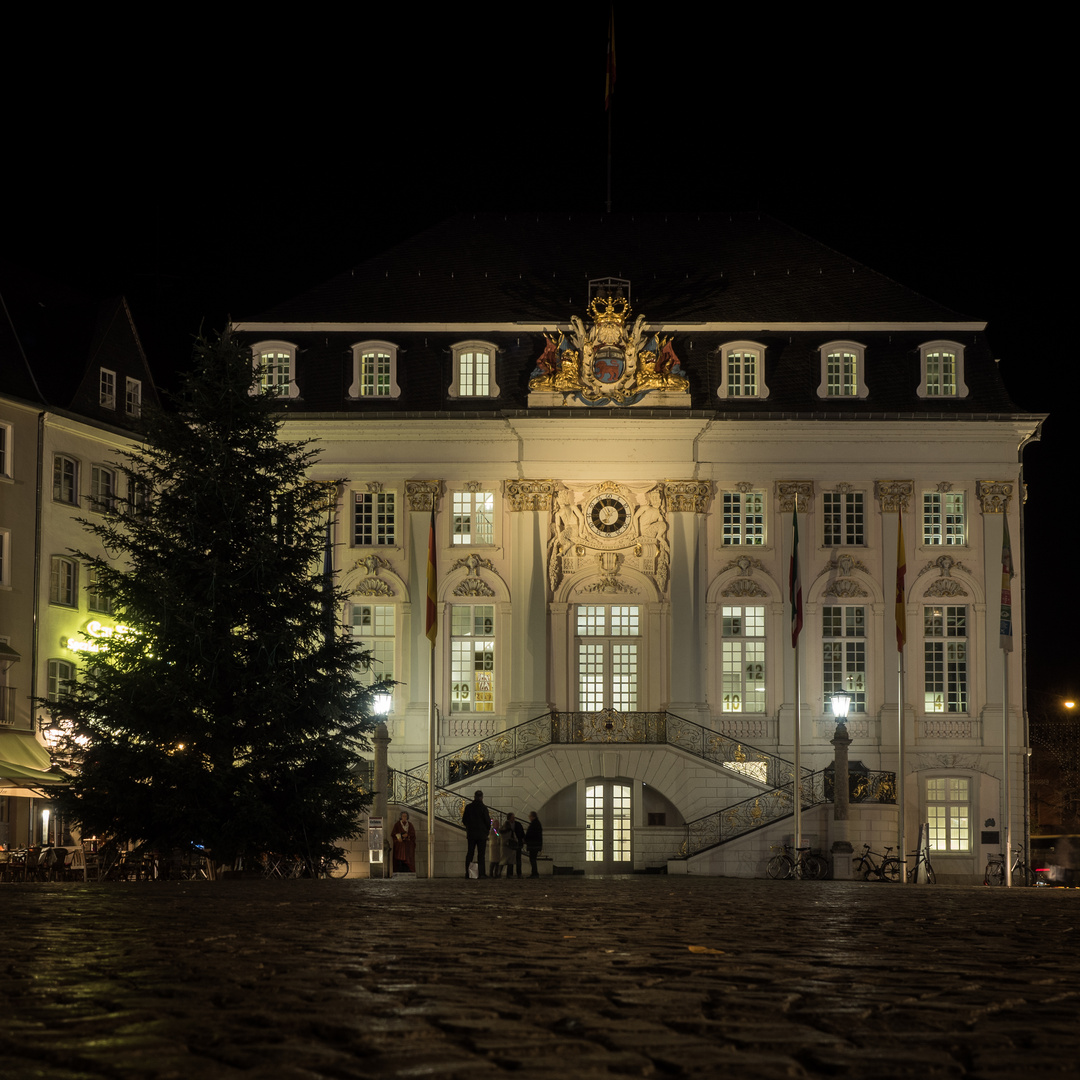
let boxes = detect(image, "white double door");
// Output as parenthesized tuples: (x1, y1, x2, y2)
(585, 780, 632, 874)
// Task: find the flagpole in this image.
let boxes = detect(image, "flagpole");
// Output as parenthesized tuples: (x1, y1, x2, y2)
(896, 506, 907, 884)
(1001, 510, 1014, 887)
(425, 507, 438, 879)
(789, 503, 804, 854)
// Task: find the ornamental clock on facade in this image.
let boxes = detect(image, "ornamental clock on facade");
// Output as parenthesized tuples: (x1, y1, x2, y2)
(586, 493, 632, 537)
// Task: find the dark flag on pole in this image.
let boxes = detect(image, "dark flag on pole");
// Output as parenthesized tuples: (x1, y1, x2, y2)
(895, 506, 907, 652)
(426, 508, 438, 646)
(1000, 513, 1014, 652)
(789, 505, 803, 648)
(605, 6, 616, 110)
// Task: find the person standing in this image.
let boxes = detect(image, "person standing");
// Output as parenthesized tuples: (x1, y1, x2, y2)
(462, 791, 491, 878)
(488, 816, 504, 878)
(503, 813, 525, 878)
(525, 811, 544, 878)
(390, 811, 416, 874)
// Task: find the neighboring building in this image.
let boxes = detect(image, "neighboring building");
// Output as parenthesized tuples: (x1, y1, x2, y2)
(0, 280, 158, 849)
(237, 212, 1040, 880)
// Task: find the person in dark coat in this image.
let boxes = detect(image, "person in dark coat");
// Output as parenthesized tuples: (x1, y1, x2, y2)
(391, 811, 416, 873)
(525, 811, 544, 878)
(502, 813, 525, 878)
(462, 790, 491, 878)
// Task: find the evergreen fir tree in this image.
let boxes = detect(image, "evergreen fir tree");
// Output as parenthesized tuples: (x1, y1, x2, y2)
(49, 332, 382, 867)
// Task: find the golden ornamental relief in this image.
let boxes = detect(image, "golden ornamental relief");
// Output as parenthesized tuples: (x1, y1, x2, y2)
(528, 296, 689, 406)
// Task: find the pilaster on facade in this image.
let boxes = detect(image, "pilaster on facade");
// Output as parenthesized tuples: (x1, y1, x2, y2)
(506, 479, 556, 513)
(975, 480, 1013, 514)
(405, 480, 441, 513)
(874, 480, 913, 512)
(776, 481, 813, 513)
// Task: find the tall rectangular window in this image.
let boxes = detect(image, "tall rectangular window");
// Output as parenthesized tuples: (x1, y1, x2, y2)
(457, 351, 491, 397)
(823, 492, 864, 545)
(926, 777, 971, 851)
(452, 491, 494, 545)
(924, 606, 967, 713)
(90, 465, 117, 513)
(47, 659, 76, 702)
(451, 604, 494, 712)
(87, 564, 113, 614)
(53, 455, 78, 505)
(0, 422, 10, 478)
(722, 492, 764, 545)
(99, 369, 116, 409)
(924, 351, 957, 396)
(353, 492, 395, 546)
(721, 606, 765, 713)
(726, 349, 758, 397)
(125, 378, 142, 417)
(826, 350, 858, 396)
(923, 492, 965, 545)
(50, 557, 78, 606)
(822, 605, 866, 712)
(352, 603, 395, 690)
(576, 605, 640, 711)
(259, 351, 291, 395)
(360, 351, 392, 396)
(0, 529, 9, 588)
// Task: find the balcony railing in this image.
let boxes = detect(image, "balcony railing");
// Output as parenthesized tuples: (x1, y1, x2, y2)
(0, 686, 17, 727)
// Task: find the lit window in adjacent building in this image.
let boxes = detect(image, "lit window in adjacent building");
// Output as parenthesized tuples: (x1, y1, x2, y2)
(721, 606, 765, 714)
(87, 564, 113, 614)
(47, 659, 76, 702)
(823, 605, 866, 712)
(576, 605, 641, 712)
(125, 377, 142, 418)
(823, 491, 864, 545)
(918, 341, 967, 399)
(449, 341, 499, 399)
(0, 422, 10, 479)
(100, 369, 116, 409)
(351, 603, 395, 694)
(923, 492, 965, 545)
(926, 777, 971, 852)
(722, 491, 764, 545)
(252, 342, 298, 398)
(924, 606, 967, 713)
(452, 491, 494, 545)
(50, 557, 78, 606)
(451, 605, 494, 712)
(349, 342, 400, 399)
(818, 341, 867, 399)
(53, 455, 78, 505)
(90, 465, 117, 513)
(353, 492, 396, 546)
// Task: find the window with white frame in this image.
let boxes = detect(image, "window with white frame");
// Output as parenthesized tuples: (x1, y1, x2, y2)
(452, 490, 494, 545)
(53, 455, 78, 505)
(90, 465, 117, 513)
(721, 606, 765, 714)
(576, 605, 641, 711)
(721, 490, 764, 545)
(252, 342, 298, 398)
(100, 368, 116, 409)
(0, 422, 10, 479)
(918, 341, 967, 399)
(449, 341, 499, 399)
(47, 659, 76, 702)
(351, 603, 395, 694)
(451, 605, 494, 712)
(0, 529, 9, 588)
(349, 342, 400, 399)
(924, 605, 967, 713)
(125, 377, 142, 418)
(87, 564, 112, 614)
(925, 776, 971, 851)
(923, 491, 965, 545)
(718, 342, 769, 399)
(822, 605, 866, 712)
(50, 557, 78, 606)
(817, 341, 868, 399)
(823, 491, 864, 545)
(127, 475, 148, 516)
(353, 491, 396, 546)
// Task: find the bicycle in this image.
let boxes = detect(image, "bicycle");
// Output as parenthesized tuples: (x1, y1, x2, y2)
(984, 844, 1035, 886)
(766, 844, 829, 880)
(260, 852, 349, 879)
(906, 846, 936, 884)
(853, 844, 900, 882)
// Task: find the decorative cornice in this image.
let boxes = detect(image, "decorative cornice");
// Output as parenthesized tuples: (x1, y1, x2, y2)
(356, 577, 395, 597)
(720, 555, 768, 576)
(734, 481, 754, 494)
(923, 579, 969, 598)
(507, 479, 556, 512)
(976, 480, 1012, 514)
(874, 480, 913, 512)
(450, 554, 496, 575)
(935, 481, 953, 493)
(823, 579, 868, 598)
(662, 480, 712, 513)
(581, 576, 638, 594)
(355, 554, 392, 575)
(365, 480, 383, 494)
(721, 578, 769, 598)
(915, 554, 973, 581)
(817, 553, 870, 580)
(776, 481, 812, 513)
(453, 577, 496, 597)
(405, 480, 441, 512)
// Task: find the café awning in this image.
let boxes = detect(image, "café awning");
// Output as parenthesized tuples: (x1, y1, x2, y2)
(0, 731, 69, 797)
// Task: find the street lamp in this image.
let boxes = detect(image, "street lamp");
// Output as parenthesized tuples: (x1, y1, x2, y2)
(829, 691, 854, 877)
(373, 690, 393, 719)
(830, 691, 852, 732)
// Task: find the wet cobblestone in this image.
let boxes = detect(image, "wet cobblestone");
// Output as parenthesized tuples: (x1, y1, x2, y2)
(0, 877, 1077, 1078)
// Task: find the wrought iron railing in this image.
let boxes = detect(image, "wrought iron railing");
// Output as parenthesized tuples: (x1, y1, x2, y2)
(388, 769, 512, 830)
(676, 768, 897, 859)
(406, 709, 808, 791)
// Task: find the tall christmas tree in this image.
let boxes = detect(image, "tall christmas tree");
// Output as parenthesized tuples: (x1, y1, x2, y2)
(49, 332, 382, 868)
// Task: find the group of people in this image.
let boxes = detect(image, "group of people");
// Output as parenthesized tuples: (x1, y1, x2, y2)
(387, 793, 545, 879)
(463, 790, 543, 879)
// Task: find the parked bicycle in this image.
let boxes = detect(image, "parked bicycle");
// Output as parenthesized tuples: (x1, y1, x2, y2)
(906, 846, 936, 884)
(260, 852, 349, 879)
(853, 844, 900, 882)
(766, 844, 829, 880)
(984, 844, 1035, 886)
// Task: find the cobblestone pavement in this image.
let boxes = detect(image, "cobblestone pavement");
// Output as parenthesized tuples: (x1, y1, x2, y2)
(1, 877, 1077, 1079)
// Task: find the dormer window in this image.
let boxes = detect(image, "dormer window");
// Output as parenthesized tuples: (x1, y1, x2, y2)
(349, 341, 400, 399)
(818, 341, 868, 399)
(252, 341, 299, 398)
(100, 368, 116, 409)
(718, 341, 769, 399)
(449, 341, 499, 399)
(918, 341, 968, 398)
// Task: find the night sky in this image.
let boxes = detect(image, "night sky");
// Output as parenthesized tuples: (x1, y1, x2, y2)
(6, 9, 1072, 704)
